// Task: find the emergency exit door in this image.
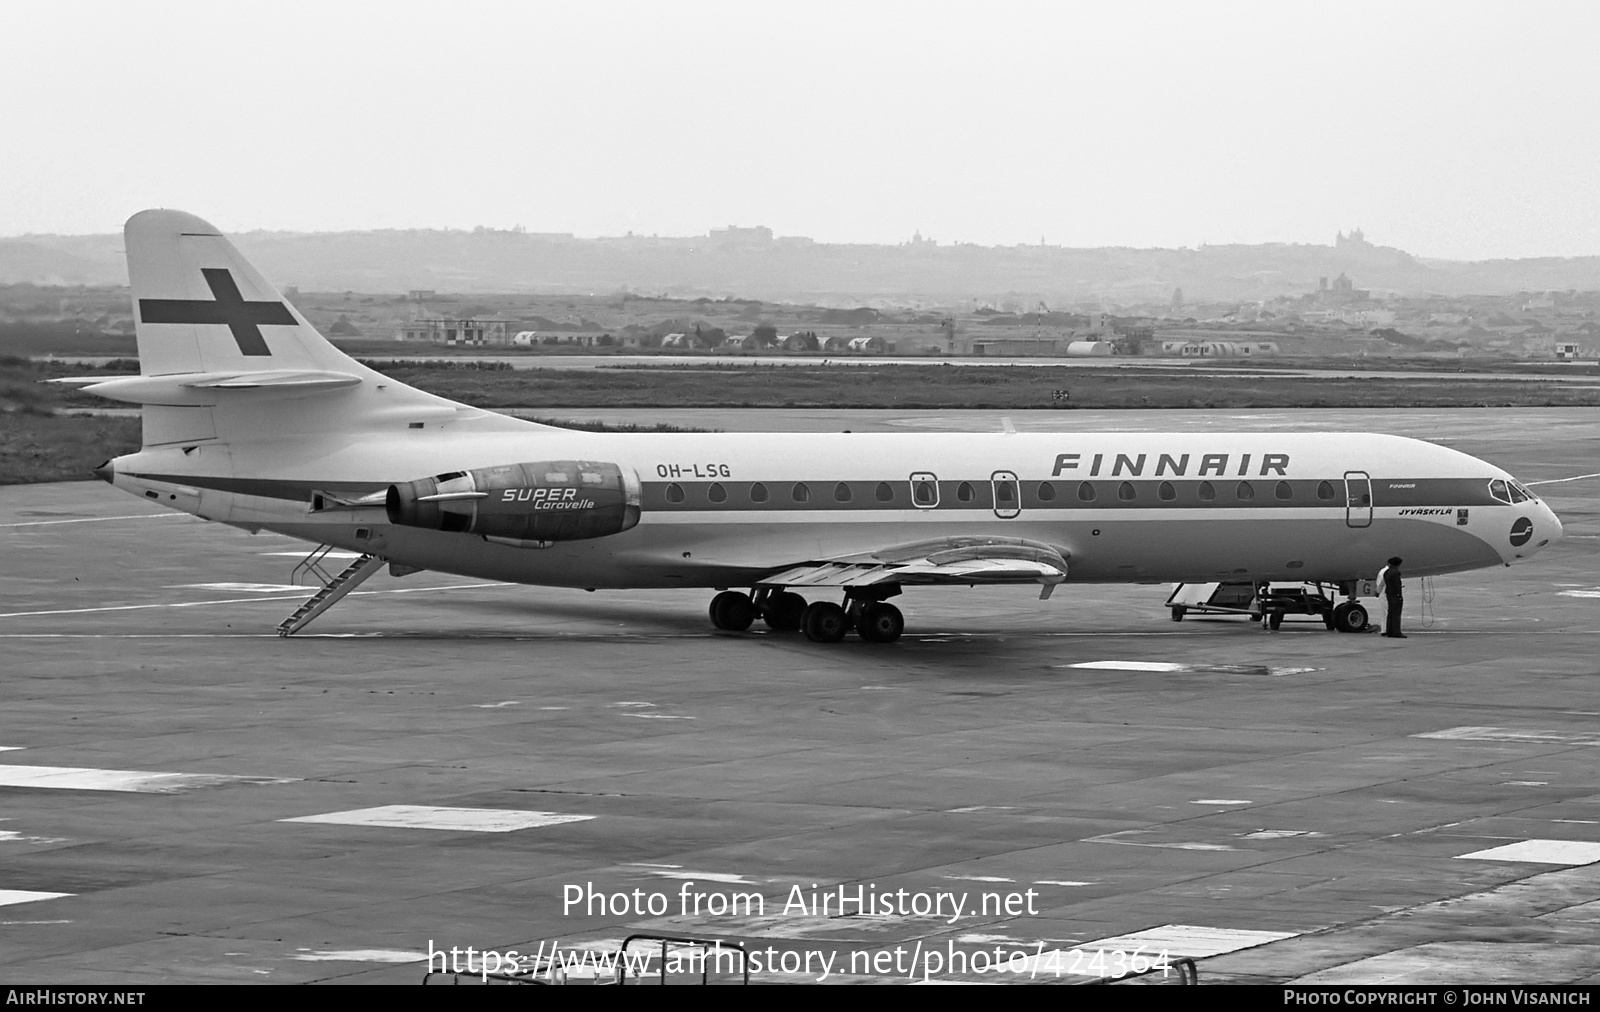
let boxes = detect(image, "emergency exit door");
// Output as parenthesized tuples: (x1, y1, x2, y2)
(1344, 470, 1372, 528)
(991, 470, 1020, 519)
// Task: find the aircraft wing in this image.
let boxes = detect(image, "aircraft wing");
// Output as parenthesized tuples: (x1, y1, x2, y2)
(756, 536, 1069, 595)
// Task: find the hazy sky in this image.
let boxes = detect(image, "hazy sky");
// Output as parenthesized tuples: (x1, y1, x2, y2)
(5, 1, 1598, 259)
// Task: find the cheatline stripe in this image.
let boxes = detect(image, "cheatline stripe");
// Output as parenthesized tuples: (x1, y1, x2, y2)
(0, 582, 512, 620)
(124, 471, 1504, 512)
(637, 507, 1475, 524)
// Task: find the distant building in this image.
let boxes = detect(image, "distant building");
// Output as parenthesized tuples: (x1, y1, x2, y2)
(398, 317, 512, 345)
(1316, 273, 1370, 305)
(1344, 309, 1396, 327)
(708, 225, 773, 247)
(971, 336, 1071, 356)
(846, 336, 886, 354)
(1178, 341, 1278, 357)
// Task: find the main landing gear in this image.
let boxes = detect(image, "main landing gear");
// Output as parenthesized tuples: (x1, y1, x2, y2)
(708, 588, 904, 643)
(1329, 600, 1369, 634)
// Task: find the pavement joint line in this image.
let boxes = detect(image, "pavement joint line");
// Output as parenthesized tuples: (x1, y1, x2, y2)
(0, 513, 188, 528)
(0, 582, 516, 619)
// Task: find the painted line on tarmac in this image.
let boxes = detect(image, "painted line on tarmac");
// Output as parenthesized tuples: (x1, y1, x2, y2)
(0, 890, 73, 908)
(0, 633, 310, 638)
(1527, 472, 1600, 486)
(1455, 839, 1600, 866)
(282, 805, 594, 832)
(0, 764, 296, 793)
(0, 513, 187, 528)
(0, 582, 514, 619)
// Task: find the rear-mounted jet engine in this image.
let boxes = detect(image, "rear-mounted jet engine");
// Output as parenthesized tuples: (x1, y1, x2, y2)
(387, 460, 641, 543)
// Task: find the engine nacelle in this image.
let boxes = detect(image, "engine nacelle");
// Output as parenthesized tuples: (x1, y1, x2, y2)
(386, 460, 641, 542)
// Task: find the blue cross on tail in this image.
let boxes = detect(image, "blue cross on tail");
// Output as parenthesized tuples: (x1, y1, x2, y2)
(138, 268, 296, 356)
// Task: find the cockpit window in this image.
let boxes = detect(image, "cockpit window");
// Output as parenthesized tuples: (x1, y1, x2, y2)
(1509, 481, 1534, 503)
(1488, 479, 1511, 504)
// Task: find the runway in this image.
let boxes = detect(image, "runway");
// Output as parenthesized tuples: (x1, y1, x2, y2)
(1, 408, 1598, 984)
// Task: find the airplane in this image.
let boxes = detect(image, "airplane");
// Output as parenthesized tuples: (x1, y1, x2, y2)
(71, 209, 1563, 642)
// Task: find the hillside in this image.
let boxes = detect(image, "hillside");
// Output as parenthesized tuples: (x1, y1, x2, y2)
(4, 229, 1599, 304)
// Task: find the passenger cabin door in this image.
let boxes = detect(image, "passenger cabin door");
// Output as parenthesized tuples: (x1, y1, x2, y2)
(991, 470, 1020, 519)
(1344, 470, 1373, 528)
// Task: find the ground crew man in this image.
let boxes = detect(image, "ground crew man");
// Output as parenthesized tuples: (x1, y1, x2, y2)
(1378, 556, 1406, 638)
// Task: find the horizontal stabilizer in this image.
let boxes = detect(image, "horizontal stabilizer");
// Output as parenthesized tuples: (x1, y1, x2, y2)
(57, 370, 362, 405)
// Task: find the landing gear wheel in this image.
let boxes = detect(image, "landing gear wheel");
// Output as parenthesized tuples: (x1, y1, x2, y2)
(1331, 602, 1368, 634)
(801, 601, 849, 643)
(1267, 611, 1284, 631)
(709, 591, 755, 631)
(1323, 609, 1337, 631)
(763, 591, 807, 632)
(857, 603, 905, 643)
(1170, 606, 1186, 622)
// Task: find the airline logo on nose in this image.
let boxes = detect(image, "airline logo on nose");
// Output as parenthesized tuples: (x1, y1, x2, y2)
(1509, 517, 1534, 546)
(138, 268, 296, 356)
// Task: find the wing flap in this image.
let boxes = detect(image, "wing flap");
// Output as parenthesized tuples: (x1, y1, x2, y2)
(759, 536, 1069, 589)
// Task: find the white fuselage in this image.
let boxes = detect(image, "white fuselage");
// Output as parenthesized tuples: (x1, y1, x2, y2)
(107, 424, 1562, 591)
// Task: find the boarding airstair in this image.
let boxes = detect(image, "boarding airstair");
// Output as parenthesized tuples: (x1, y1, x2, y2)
(276, 549, 386, 636)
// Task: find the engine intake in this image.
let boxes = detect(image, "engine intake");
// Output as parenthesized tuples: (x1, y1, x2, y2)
(386, 460, 641, 542)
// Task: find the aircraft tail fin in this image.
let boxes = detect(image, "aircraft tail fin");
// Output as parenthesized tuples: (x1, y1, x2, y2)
(127, 209, 358, 377)
(114, 209, 536, 447)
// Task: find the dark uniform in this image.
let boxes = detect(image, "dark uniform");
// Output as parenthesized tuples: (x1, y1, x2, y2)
(1381, 556, 1405, 638)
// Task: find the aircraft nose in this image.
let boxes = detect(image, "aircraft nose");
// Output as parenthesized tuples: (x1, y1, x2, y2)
(1541, 502, 1564, 548)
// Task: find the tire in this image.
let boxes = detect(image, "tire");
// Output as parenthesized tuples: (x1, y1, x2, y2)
(1268, 611, 1284, 630)
(1170, 606, 1186, 622)
(1323, 609, 1337, 631)
(857, 603, 905, 643)
(709, 591, 754, 631)
(802, 601, 849, 643)
(1332, 602, 1368, 634)
(763, 591, 807, 632)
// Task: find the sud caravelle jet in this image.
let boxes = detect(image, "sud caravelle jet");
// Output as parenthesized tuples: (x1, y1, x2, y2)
(77, 210, 1562, 641)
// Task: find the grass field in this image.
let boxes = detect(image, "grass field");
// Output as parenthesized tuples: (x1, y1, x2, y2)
(7, 356, 1600, 484)
(0, 413, 140, 484)
(367, 361, 1600, 410)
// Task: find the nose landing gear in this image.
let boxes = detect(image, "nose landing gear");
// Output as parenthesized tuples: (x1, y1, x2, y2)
(1330, 600, 1369, 633)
